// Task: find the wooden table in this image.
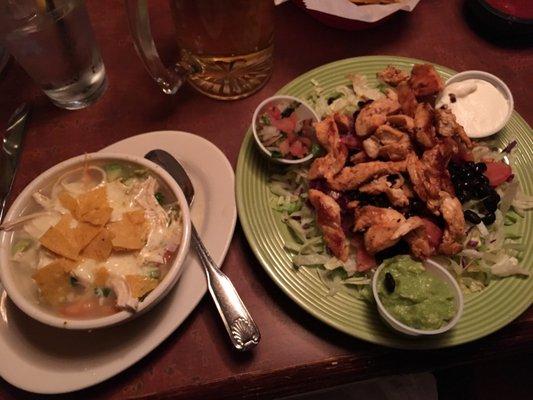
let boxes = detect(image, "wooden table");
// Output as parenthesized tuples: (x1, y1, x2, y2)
(0, 0, 532, 398)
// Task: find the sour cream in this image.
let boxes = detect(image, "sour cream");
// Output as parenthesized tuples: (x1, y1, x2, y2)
(436, 79, 511, 138)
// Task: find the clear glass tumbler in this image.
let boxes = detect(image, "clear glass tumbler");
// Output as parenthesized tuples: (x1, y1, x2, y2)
(0, 0, 107, 110)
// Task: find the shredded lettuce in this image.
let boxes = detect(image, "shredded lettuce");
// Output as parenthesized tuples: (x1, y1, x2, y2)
(306, 73, 382, 119)
(270, 83, 532, 297)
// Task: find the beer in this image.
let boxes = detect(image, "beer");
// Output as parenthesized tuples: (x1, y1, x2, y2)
(169, 0, 274, 99)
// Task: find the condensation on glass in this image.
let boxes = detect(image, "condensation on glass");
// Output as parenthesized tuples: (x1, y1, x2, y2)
(0, 0, 107, 110)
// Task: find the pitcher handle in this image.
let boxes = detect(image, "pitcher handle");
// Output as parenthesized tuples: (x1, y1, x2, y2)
(124, 0, 184, 95)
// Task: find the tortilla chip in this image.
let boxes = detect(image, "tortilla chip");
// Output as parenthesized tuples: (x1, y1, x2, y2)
(125, 275, 158, 299)
(58, 192, 79, 217)
(39, 224, 79, 260)
(94, 267, 109, 287)
(81, 229, 113, 261)
(33, 259, 77, 306)
(107, 213, 146, 251)
(54, 214, 75, 234)
(125, 210, 146, 225)
(82, 207, 113, 226)
(73, 222, 101, 250)
(77, 186, 112, 226)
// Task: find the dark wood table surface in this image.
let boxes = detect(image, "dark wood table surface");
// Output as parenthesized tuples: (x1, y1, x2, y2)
(0, 0, 532, 399)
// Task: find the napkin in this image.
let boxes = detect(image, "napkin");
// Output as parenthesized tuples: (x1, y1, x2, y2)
(302, 0, 421, 23)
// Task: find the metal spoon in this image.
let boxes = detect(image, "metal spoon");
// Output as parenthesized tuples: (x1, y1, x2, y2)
(145, 149, 260, 351)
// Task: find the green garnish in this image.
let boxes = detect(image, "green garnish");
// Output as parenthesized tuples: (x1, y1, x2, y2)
(148, 269, 160, 279)
(11, 239, 33, 255)
(271, 151, 282, 159)
(260, 115, 271, 125)
(376, 83, 388, 93)
(155, 192, 165, 205)
(104, 163, 123, 182)
(310, 143, 322, 157)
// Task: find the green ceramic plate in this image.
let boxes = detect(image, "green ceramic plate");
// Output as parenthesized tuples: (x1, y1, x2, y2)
(236, 55, 533, 349)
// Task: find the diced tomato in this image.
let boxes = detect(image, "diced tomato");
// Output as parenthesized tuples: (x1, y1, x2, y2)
(289, 140, 306, 158)
(59, 297, 117, 318)
(286, 130, 297, 144)
(271, 114, 297, 134)
(421, 218, 443, 248)
(163, 250, 174, 264)
(352, 235, 376, 272)
(300, 137, 312, 148)
(265, 106, 281, 120)
(484, 161, 513, 187)
(279, 139, 291, 156)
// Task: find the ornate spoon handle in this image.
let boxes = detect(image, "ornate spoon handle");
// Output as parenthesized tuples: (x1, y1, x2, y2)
(191, 225, 260, 351)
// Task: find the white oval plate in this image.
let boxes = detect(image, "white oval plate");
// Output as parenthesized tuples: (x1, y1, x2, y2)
(0, 131, 236, 394)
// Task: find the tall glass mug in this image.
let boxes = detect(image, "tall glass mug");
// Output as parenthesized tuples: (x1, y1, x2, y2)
(125, 0, 274, 100)
(0, 0, 107, 110)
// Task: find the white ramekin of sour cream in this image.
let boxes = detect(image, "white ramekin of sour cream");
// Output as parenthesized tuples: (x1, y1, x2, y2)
(436, 71, 514, 139)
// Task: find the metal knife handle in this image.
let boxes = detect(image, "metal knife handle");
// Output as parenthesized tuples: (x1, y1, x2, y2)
(191, 224, 260, 351)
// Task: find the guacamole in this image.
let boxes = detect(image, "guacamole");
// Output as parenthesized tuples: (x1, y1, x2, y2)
(378, 256, 456, 330)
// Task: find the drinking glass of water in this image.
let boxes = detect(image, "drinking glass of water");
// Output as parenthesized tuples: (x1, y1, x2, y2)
(0, 0, 107, 110)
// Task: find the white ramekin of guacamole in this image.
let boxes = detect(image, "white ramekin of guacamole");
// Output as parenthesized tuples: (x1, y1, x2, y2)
(372, 256, 464, 336)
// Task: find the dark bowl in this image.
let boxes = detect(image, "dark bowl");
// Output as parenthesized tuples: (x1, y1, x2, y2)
(291, 0, 394, 31)
(466, 0, 533, 37)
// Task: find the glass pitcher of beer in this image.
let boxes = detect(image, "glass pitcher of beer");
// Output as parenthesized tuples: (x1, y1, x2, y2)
(125, 0, 274, 100)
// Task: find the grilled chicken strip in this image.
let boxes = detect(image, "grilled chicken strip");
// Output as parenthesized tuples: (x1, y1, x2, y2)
(355, 91, 401, 137)
(359, 175, 410, 208)
(308, 189, 349, 261)
(377, 65, 409, 87)
(387, 114, 415, 131)
(353, 206, 424, 254)
(397, 81, 418, 117)
(435, 106, 473, 148)
(413, 103, 437, 148)
(328, 160, 407, 192)
(409, 64, 444, 97)
(362, 124, 412, 161)
(309, 115, 348, 180)
(406, 143, 455, 214)
(405, 226, 435, 259)
(438, 192, 466, 255)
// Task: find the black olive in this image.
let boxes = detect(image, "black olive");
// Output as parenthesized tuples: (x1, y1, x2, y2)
(478, 174, 490, 186)
(464, 210, 482, 224)
(483, 193, 500, 212)
(474, 162, 487, 173)
(475, 184, 493, 199)
(464, 161, 476, 171)
(482, 213, 496, 225)
(458, 181, 471, 192)
(448, 161, 460, 171)
(384, 272, 396, 293)
(281, 107, 295, 118)
(461, 170, 474, 180)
